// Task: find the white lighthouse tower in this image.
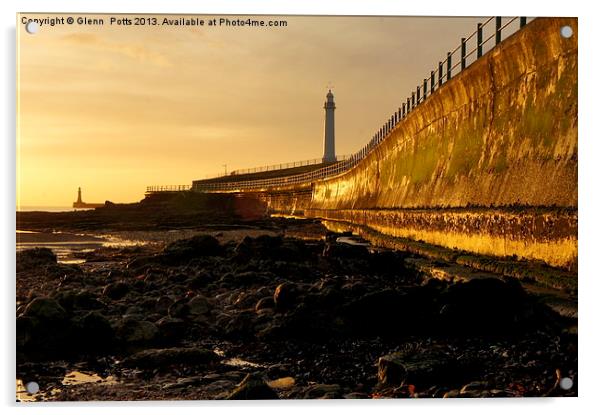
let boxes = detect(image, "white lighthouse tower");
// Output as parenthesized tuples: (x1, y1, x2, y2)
(322, 89, 336, 163)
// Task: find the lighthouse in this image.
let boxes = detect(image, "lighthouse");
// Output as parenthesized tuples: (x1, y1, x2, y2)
(322, 89, 336, 163)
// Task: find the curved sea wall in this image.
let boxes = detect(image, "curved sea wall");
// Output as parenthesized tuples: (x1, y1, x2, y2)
(305, 17, 577, 268)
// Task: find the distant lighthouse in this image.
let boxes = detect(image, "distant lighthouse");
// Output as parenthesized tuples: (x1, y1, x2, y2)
(322, 89, 336, 163)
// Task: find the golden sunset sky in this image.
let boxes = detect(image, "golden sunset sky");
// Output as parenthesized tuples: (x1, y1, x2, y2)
(17, 14, 491, 207)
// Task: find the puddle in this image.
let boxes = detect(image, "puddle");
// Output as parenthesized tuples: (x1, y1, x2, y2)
(222, 357, 265, 369)
(62, 371, 117, 386)
(335, 236, 370, 247)
(16, 379, 37, 402)
(213, 347, 265, 369)
(267, 377, 295, 390)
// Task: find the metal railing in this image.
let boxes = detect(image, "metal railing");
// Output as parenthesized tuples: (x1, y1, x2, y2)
(208, 155, 352, 179)
(146, 184, 191, 193)
(193, 155, 363, 192)
(152, 16, 533, 194)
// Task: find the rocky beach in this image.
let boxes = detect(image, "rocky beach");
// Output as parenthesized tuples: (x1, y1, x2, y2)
(16, 196, 577, 401)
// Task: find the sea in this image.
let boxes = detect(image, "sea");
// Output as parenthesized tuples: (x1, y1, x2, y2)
(17, 206, 77, 212)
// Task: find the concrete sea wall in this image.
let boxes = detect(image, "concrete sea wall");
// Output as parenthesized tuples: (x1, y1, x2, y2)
(303, 18, 577, 268)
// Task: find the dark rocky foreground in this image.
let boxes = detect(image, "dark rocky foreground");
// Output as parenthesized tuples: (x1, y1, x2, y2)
(16, 229, 577, 400)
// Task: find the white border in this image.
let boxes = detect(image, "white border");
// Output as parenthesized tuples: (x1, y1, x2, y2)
(3, 1, 601, 414)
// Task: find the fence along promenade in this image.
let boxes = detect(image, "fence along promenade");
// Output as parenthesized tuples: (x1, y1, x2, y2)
(149, 17, 532, 194)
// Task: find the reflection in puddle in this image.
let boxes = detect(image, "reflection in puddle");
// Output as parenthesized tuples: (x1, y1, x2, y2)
(222, 357, 265, 369)
(335, 236, 370, 247)
(62, 371, 117, 386)
(213, 347, 264, 368)
(267, 377, 295, 390)
(16, 230, 147, 265)
(16, 379, 37, 402)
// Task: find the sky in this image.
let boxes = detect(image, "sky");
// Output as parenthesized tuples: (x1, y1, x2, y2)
(16, 13, 496, 207)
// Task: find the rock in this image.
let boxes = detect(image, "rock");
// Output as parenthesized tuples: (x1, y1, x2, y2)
(343, 289, 410, 336)
(226, 373, 279, 400)
(74, 311, 115, 351)
(155, 296, 173, 314)
(187, 271, 212, 290)
(163, 235, 222, 263)
(22, 297, 67, 322)
(18, 299, 75, 357)
(52, 289, 78, 311)
(459, 381, 490, 397)
(102, 281, 130, 300)
(273, 283, 298, 311)
(255, 296, 275, 312)
(233, 237, 254, 261)
(222, 311, 258, 338)
(168, 298, 190, 319)
(16, 316, 36, 348)
(126, 255, 160, 272)
(16, 248, 57, 272)
(73, 290, 106, 310)
(188, 295, 211, 317)
(115, 318, 158, 344)
(156, 317, 187, 342)
(377, 347, 457, 387)
(439, 277, 548, 334)
(265, 363, 291, 378)
(121, 347, 218, 369)
(303, 384, 342, 399)
(443, 389, 460, 398)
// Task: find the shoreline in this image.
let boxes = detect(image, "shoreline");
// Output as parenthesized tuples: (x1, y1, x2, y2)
(16, 217, 577, 401)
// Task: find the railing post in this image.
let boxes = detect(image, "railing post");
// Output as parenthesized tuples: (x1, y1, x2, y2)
(416, 85, 420, 104)
(520, 17, 527, 28)
(423, 78, 428, 100)
(402, 103, 406, 117)
(438, 61, 443, 86)
(477, 23, 483, 58)
(411, 92, 415, 109)
(398, 107, 402, 120)
(430, 70, 435, 93)
(495, 17, 502, 44)
(447, 52, 452, 81)
(461, 37, 466, 70)
(406, 98, 410, 113)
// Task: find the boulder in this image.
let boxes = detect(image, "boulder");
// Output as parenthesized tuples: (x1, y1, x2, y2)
(187, 271, 213, 290)
(273, 283, 298, 311)
(439, 277, 550, 334)
(168, 298, 190, 319)
(255, 296, 275, 312)
(155, 296, 173, 314)
(74, 311, 115, 351)
(156, 316, 187, 342)
(73, 290, 106, 310)
(163, 235, 222, 263)
(16, 248, 57, 272)
(22, 297, 67, 322)
(377, 347, 457, 387)
(115, 318, 158, 345)
(188, 295, 211, 317)
(102, 281, 130, 300)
